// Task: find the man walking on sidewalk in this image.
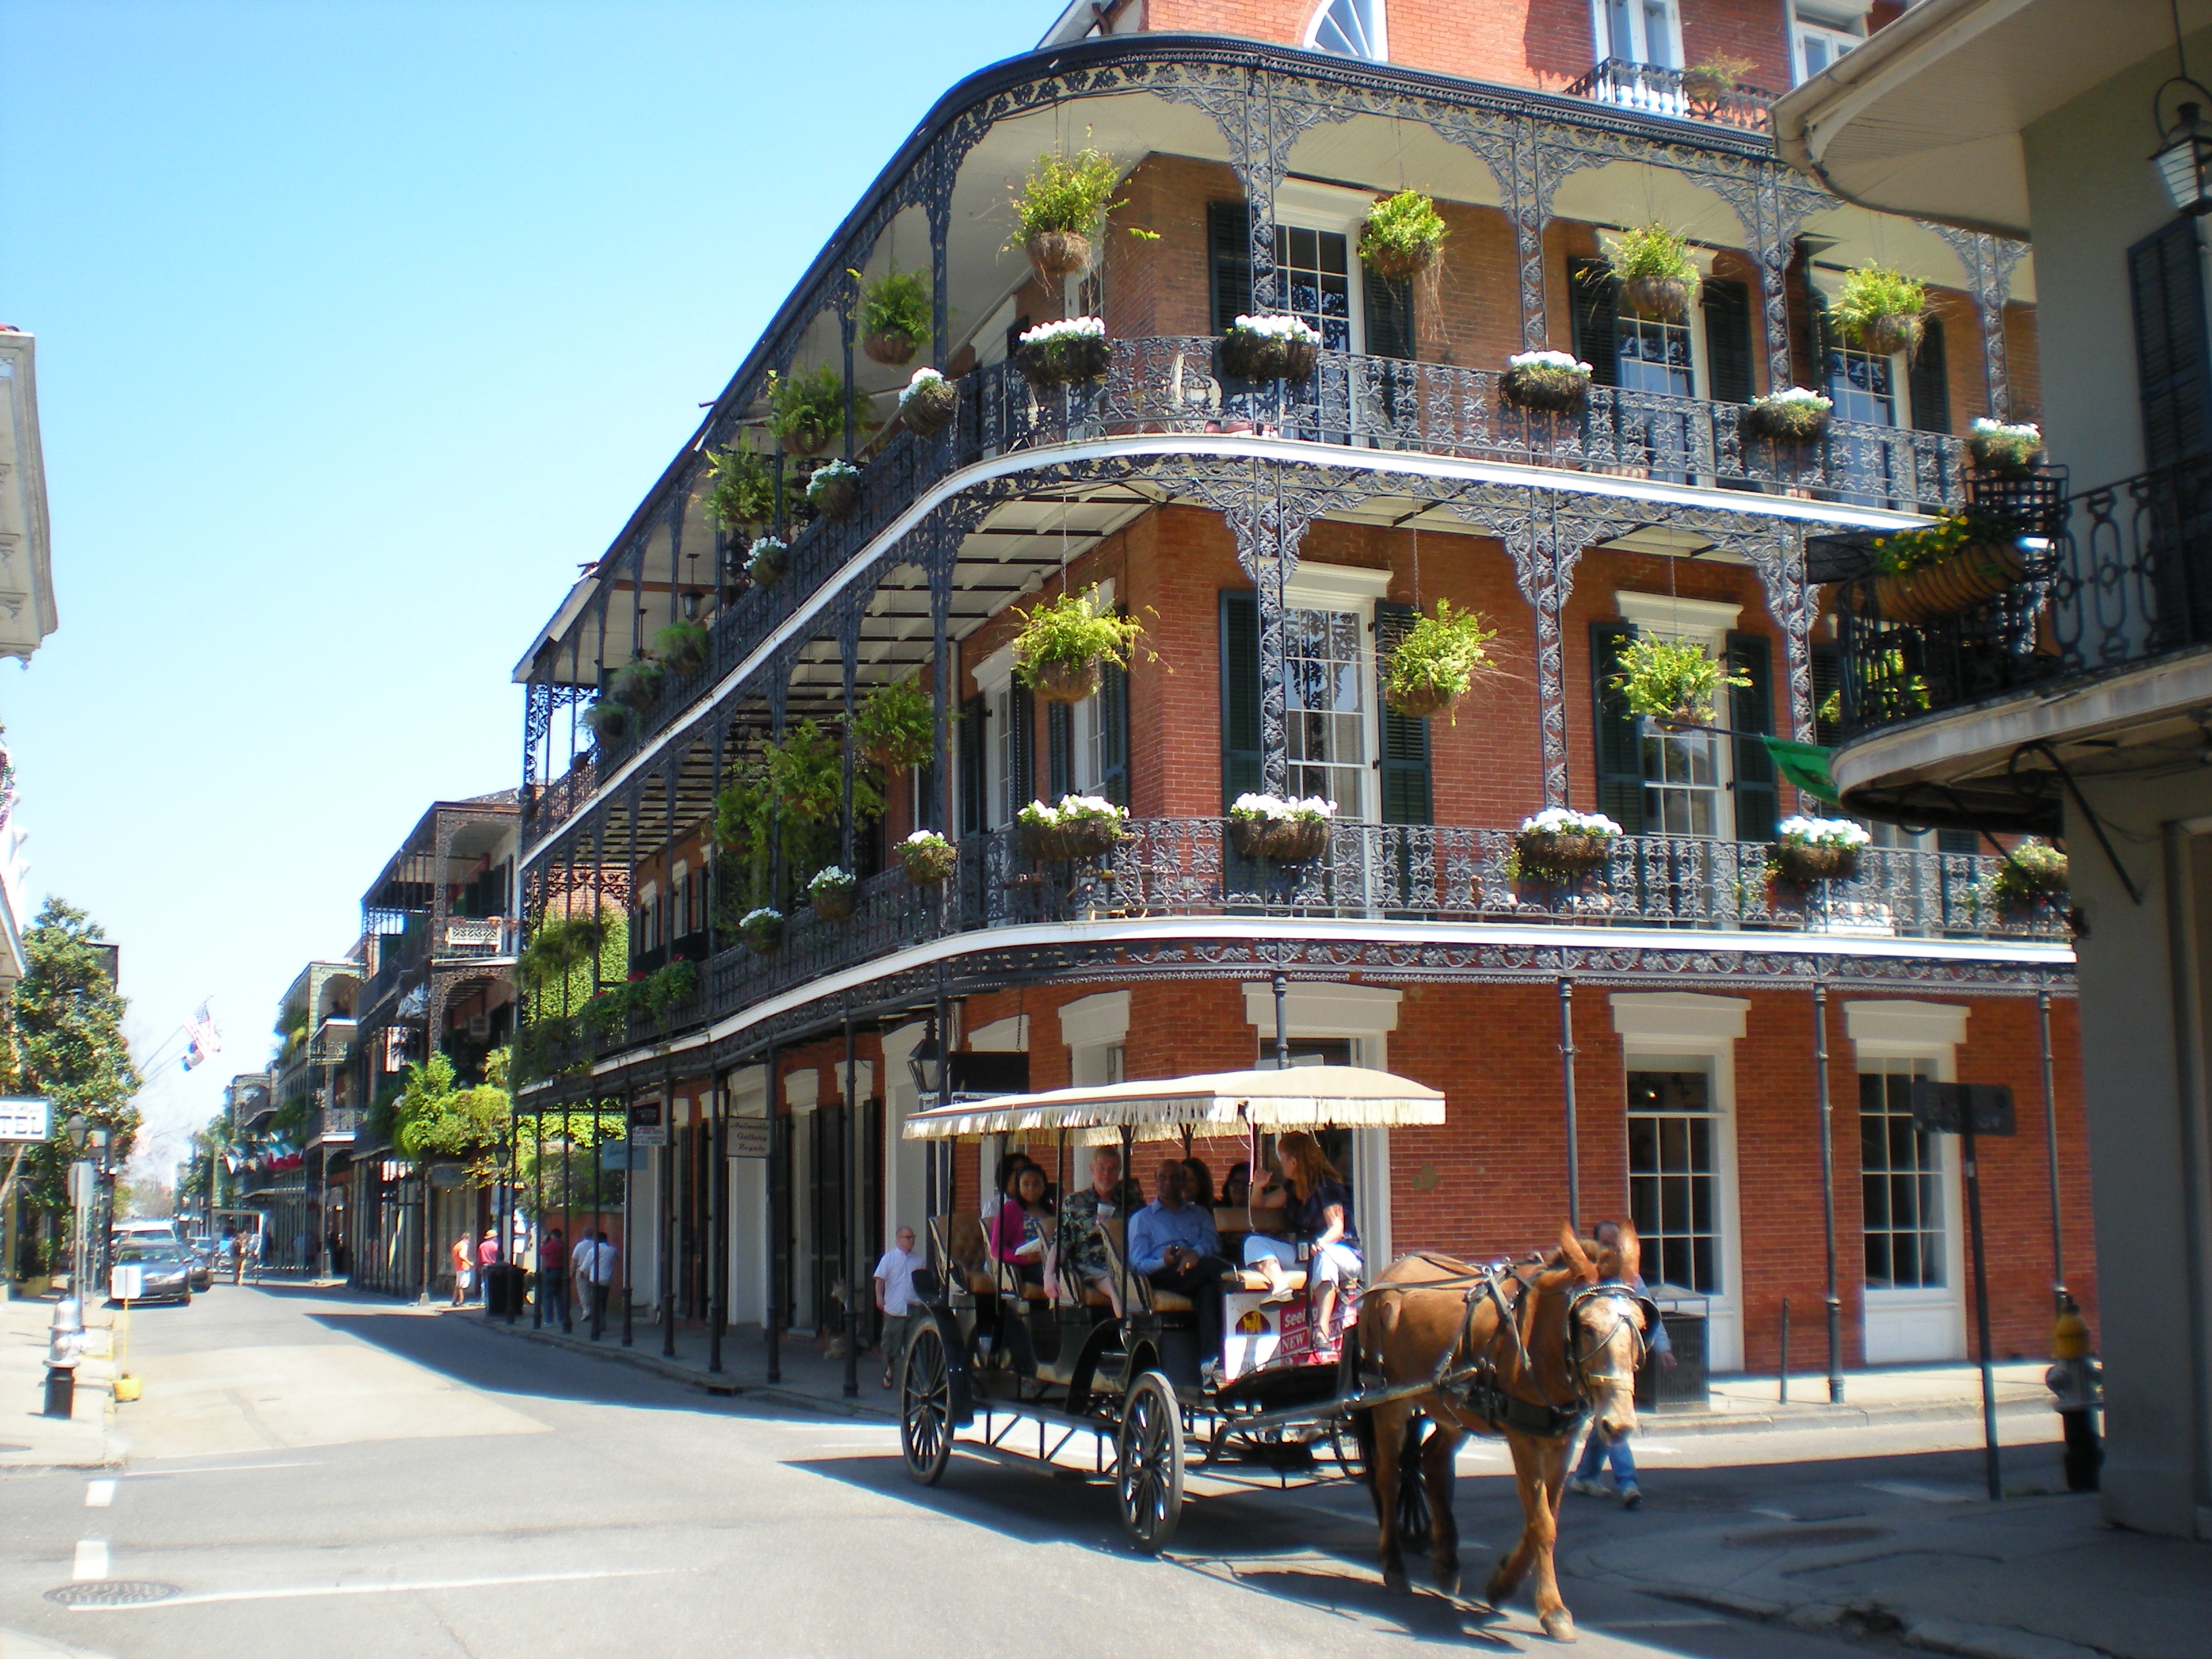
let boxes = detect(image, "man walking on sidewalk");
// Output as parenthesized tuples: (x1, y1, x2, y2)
(1568, 1218, 1671, 1509)
(577, 1230, 616, 1340)
(874, 1226, 923, 1389)
(539, 1226, 570, 1332)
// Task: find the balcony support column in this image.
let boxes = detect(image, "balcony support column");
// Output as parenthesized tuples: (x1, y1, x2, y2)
(839, 597, 861, 876)
(839, 274, 859, 464)
(842, 1003, 860, 1400)
(769, 651, 793, 910)
(1927, 224, 2028, 424)
(930, 524, 956, 838)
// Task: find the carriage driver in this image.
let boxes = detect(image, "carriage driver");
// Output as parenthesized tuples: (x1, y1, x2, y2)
(1241, 1131, 1361, 1350)
(1128, 1160, 1237, 1377)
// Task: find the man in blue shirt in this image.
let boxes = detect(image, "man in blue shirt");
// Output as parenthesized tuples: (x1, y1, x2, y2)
(1128, 1160, 1235, 1372)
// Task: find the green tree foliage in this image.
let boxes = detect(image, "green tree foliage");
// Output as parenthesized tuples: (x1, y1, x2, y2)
(392, 1048, 512, 1189)
(515, 1103, 628, 1218)
(13, 899, 141, 1214)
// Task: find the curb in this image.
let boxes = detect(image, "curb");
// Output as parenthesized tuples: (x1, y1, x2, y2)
(1635, 1395, 2048, 1437)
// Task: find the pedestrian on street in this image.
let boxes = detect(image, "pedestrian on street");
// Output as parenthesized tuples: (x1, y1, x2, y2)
(223, 1227, 242, 1285)
(449, 1235, 474, 1307)
(245, 1227, 264, 1284)
(539, 1226, 570, 1332)
(1568, 1218, 1671, 1510)
(476, 1229, 499, 1306)
(874, 1225, 924, 1389)
(579, 1229, 616, 1339)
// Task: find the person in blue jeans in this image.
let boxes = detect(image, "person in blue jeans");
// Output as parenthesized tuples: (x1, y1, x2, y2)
(1568, 1220, 1672, 1509)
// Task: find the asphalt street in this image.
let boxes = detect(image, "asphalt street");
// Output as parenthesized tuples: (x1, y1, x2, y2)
(0, 1284, 2073, 1658)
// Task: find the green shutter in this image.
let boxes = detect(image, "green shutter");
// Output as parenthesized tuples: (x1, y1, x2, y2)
(1909, 312, 1951, 433)
(1374, 601, 1431, 824)
(1590, 620, 1644, 832)
(1099, 662, 1130, 808)
(1008, 684, 1035, 811)
(958, 693, 987, 836)
(1702, 277, 1755, 405)
(2131, 218, 2212, 467)
(1046, 701, 1072, 800)
(1727, 631, 1778, 842)
(1364, 271, 1414, 361)
(1570, 258, 1618, 388)
(1208, 202, 1253, 335)
(1220, 590, 1261, 810)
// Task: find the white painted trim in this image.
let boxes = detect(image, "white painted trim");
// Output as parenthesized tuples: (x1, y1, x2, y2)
(1614, 590, 1744, 638)
(729, 1064, 769, 1118)
(783, 1069, 819, 1111)
(1620, 1035, 1745, 1370)
(521, 431, 1935, 869)
(1057, 989, 1132, 1049)
(974, 642, 1017, 700)
(1285, 562, 1395, 609)
(968, 1015, 1029, 1052)
(1240, 980, 1403, 1035)
(1843, 998, 1969, 1052)
(1610, 991, 1751, 1044)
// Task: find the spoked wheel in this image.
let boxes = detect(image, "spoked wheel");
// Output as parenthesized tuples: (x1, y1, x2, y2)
(900, 1321, 954, 1486)
(1395, 1416, 1434, 1556)
(1115, 1370, 1185, 1553)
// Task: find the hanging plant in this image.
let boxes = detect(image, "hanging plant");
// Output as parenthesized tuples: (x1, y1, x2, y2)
(1016, 794, 1126, 862)
(1989, 839, 2069, 909)
(1382, 600, 1499, 722)
(767, 365, 857, 457)
(642, 960, 699, 1021)
(1501, 349, 1593, 413)
(857, 265, 929, 366)
(609, 657, 667, 713)
(1012, 585, 1147, 704)
(806, 458, 862, 523)
(853, 676, 936, 770)
(1513, 807, 1622, 881)
(583, 698, 634, 743)
(1681, 55, 1755, 105)
(1742, 387, 1833, 445)
(1227, 794, 1335, 863)
(1014, 316, 1113, 387)
(704, 444, 776, 539)
(1220, 313, 1322, 381)
(1006, 146, 1124, 281)
(739, 906, 785, 955)
(1602, 224, 1701, 321)
(652, 619, 709, 677)
(1358, 189, 1447, 283)
(1832, 262, 1928, 357)
(1769, 816, 1872, 885)
(899, 367, 958, 437)
(806, 865, 859, 923)
(1614, 635, 1750, 729)
(899, 829, 958, 884)
(1870, 509, 2029, 623)
(1968, 417, 2045, 474)
(747, 535, 789, 589)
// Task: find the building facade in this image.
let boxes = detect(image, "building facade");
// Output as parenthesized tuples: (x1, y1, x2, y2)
(512, 1, 2087, 1382)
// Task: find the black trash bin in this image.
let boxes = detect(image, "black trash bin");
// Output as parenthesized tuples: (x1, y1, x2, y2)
(1634, 1309, 1709, 1412)
(484, 1264, 525, 1319)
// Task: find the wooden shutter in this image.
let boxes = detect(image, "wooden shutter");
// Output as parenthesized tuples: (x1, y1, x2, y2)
(2130, 216, 2212, 468)
(1365, 272, 1414, 361)
(1938, 828, 1981, 855)
(1208, 202, 1253, 335)
(1008, 685, 1036, 812)
(1702, 278, 1755, 405)
(1374, 601, 1432, 824)
(1908, 312, 1951, 433)
(1810, 642, 1841, 747)
(1219, 590, 1262, 810)
(1046, 702, 1073, 800)
(1570, 258, 1618, 388)
(1727, 631, 1778, 843)
(1590, 620, 1644, 832)
(1099, 662, 1130, 808)
(958, 693, 987, 836)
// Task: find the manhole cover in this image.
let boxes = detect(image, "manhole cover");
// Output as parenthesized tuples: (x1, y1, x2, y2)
(44, 1580, 180, 1606)
(1723, 1524, 1890, 1550)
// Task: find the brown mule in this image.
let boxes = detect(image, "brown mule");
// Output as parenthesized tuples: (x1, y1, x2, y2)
(1351, 1223, 1650, 1644)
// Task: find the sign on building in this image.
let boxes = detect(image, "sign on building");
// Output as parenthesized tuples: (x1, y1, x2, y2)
(628, 1099, 668, 1148)
(727, 1119, 769, 1159)
(0, 1097, 49, 1142)
(1908, 1082, 2018, 1136)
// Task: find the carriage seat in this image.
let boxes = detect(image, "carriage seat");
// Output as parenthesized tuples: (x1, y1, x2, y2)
(1101, 1214, 1197, 1313)
(1229, 1267, 1307, 1296)
(937, 1214, 996, 1297)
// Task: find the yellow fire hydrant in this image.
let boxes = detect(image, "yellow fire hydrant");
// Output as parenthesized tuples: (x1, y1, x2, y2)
(2045, 1298, 2102, 1492)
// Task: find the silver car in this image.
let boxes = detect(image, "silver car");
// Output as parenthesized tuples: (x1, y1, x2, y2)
(112, 1242, 193, 1305)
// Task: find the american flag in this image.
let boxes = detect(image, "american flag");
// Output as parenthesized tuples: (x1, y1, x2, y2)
(181, 1000, 222, 1072)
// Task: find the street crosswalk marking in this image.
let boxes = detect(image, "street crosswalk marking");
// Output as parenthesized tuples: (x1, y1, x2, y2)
(71, 1540, 108, 1582)
(83, 1482, 115, 1509)
(64, 1567, 681, 1614)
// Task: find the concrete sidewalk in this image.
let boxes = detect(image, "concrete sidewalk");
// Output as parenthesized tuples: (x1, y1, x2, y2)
(1, 1292, 119, 1469)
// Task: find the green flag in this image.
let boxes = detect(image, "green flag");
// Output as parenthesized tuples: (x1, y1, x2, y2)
(1764, 738, 1843, 807)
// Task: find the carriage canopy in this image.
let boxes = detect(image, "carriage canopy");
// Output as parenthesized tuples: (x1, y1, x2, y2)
(899, 1065, 1446, 1143)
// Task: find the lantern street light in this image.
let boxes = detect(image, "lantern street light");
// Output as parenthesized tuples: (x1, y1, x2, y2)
(2151, 5, 2212, 216)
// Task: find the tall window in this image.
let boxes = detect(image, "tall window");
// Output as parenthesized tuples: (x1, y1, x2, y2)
(1627, 1068, 1719, 1292)
(1596, 0, 1679, 66)
(1285, 606, 1370, 815)
(1861, 1062, 1947, 1290)
(1642, 724, 1723, 835)
(1793, 3, 1866, 84)
(1827, 342, 1897, 428)
(1309, 0, 1385, 61)
(1273, 226, 1353, 351)
(1616, 313, 1694, 398)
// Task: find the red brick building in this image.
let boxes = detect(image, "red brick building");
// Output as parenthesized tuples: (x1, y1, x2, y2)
(512, 0, 2084, 1378)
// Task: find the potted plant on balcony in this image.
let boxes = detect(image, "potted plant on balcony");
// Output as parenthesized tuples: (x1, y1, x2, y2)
(1870, 508, 2028, 623)
(1012, 584, 1147, 704)
(1989, 839, 2069, 910)
(584, 698, 634, 744)
(1007, 146, 1123, 281)
(609, 657, 667, 713)
(899, 367, 958, 437)
(1742, 386, 1833, 445)
(1614, 635, 1748, 729)
(1015, 316, 1113, 388)
(806, 458, 863, 523)
(1227, 793, 1335, 862)
(899, 829, 958, 884)
(705, 443, 777, 541)
(857, 264, 929, 366)
(1603, 223, 1700, 321)
(1382, 598, 1499, 721)
(643, 960, 699, 1022)
(1513, 806, 1622, 880)
(747, 535, 790, 589)
(1358, 188, 1447, 283)
(768, 365, 855, 457)
(1769, 815, 1872, 885)
(853, 676, 936, 770)
(1968, 417, 2045, 474)
(739, 906, 785, 955)
(1017, 794, 1126, 862)
(1220, 313, 1322, 380)
(806, 865, 858, 924)
(1501, 349, 1593, 413)
(652, 619, 710, 677)
(1832, 262, 1928, 357)
(1681, 55, 1754, 107)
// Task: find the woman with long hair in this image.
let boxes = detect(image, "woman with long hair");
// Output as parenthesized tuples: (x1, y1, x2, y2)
(1242, 1132, 1361, 1350)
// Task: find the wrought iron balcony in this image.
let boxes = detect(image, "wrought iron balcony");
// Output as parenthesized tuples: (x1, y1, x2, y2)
(441, 916, 518, 956)
(311, 1107, 361, 1145)
(537, 337, 1967, 836)
(1563, 59, 1778, 132)
(516, 821, 2060, 1078)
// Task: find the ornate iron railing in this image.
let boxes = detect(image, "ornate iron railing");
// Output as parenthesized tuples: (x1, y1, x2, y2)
(517, 821, 2060, 1076)
(441, 916, 519, 956)
(1563, 59, 1777, 132)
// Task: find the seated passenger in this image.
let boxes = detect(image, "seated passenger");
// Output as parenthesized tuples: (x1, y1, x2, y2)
(1182, 1157, 1216, 1210)
(992, 1162, 1052, 1293)
(1128, 1160, 1235, 1374)
(1220, 1162, 1252, 1211)
(1050, 1147, 1127, 1318)
(1242, 1132, 1360, 1351)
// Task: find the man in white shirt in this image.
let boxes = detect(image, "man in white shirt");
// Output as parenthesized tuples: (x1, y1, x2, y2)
(575, 1230, 617, 1340)
(874, 1226, 924, 1389)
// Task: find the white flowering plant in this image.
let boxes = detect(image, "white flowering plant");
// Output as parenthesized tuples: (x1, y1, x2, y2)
(1229, 793, 1336, 823)
(1968, 416, 2044, 473)
(1777, 816, 1872, 850)
(899, 367, 947, 406)
(897, 829, 958, 884)
(807, 865, 856, 895)
(898, 365, 958, 435)
(804, 457, 861, 520)
(739, 906, 785, 954)
(1017, 794, 1126, 861)
(1519, 807, 1622, 838)
(747, 535, 790, 588)
(1014, 315, 1111, 386)
(1227, 793, 1334, 861)
(1744, 386, 1835, 444)
(1230, 313, 1322, 344)
(1221, 312, 1322, 378)
(1507, 350, 1592, 373)
(1513, 806, 1622, 881)
(1768, 815, 1870, 886)
(1018, 316, 1106, 345)
(1502, 349, 1594, 413)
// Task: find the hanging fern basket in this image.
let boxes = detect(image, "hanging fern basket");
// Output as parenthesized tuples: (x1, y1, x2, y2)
(1025, 230, 1091, 280)
(1873, 541, 2030, 624)
(863, 330, 918, 367)
(1621, 274, 1691, 321)
(902, 377, 958, 437)
(1025, 657, 1103, 705)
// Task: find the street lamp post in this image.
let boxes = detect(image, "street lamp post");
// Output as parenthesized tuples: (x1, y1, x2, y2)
(64, 1114, 88, 1306)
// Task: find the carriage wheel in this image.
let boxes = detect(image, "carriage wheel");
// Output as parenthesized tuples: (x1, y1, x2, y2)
(900, 1322, 954, 1486)
(1395, 1417, 1434, 1556)
(1115, 1371, 1185, 1553)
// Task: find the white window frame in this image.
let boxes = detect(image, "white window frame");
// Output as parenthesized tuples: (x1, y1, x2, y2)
(974, 642, 1017, 829)
(1305, 0, 1387, 63)
(1273, 179, 1376, 356)
(1282, 560, 1394, 823)
(1058, 991, 1130, 1088)
(1807, 267, 1916, 430)
(1589, 0, 1683, 69)
(1845, 1000, 1969, 1364)
(1610, 992, 1748, 1372)
(1790, 2, 1867, 85)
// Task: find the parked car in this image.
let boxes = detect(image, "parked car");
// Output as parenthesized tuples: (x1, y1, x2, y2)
(111, 1242, 193, 1306)
(112, 1219, 211, 1291)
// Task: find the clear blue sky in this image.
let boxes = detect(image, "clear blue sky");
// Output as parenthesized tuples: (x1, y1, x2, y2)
(3, 0, 1062, 1176)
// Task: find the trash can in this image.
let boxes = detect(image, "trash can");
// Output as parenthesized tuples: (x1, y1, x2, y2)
(1634, 1297, 1710, 1413)
(483, 1264, 525, 1319)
